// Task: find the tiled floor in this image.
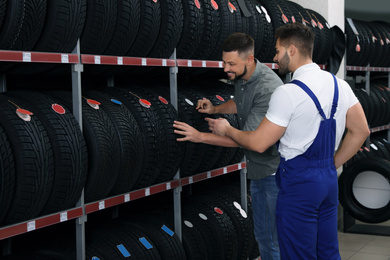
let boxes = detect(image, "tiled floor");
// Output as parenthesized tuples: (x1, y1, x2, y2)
(338, 220, 390, 260)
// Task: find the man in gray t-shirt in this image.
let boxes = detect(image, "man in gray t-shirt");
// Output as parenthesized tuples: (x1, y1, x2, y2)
(174, 33, 283, 260)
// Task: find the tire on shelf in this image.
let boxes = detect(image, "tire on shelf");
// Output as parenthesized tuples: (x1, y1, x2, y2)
(202, 189, 254, 259)
(82, 89, 143, 195)
(0, 123, 15, 224)
(158, 209, 209, 260)
(0, 94, 54, 225)
(0, 0, 46, 51)
(185, 197, 239, 260)
(131, 86, 182, 184)
(7, 0, 87, 75)
(80, 0, 118, 55)
(47, 91, 121, 203)
(5, 90, 88, 215)
(179, 87, 222, 174)
(339, 157, 390, 223)
(0, 0, 6, 31)
(123, 215, 186, 260)
(104, 87, 165, 189)
(86, 222, 161, 260)
(176, 0, 205, 59)
(103, 0, 141, 56)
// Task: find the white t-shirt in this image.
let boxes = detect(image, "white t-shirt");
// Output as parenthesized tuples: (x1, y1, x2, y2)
(265, 63, 359, 160)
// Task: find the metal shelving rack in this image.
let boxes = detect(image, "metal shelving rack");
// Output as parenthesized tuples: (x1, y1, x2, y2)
(343, 65, 390, 236)
(0, 46, 251, 259)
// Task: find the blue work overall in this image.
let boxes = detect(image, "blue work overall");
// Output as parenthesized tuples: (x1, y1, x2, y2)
(275, 75, 341, 260)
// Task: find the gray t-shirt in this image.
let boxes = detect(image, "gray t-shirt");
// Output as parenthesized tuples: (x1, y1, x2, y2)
(233, 60, 283, 179)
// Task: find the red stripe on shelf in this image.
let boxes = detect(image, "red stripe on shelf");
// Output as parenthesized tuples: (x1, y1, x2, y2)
(0, 208, 83, 240)
(0, 51, 79, 63)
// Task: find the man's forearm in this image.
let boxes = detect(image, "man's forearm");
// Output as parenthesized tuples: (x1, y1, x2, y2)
(214, 100, 237, 114)
(334, 130, 369, 169)
(200, 132, 239, 147)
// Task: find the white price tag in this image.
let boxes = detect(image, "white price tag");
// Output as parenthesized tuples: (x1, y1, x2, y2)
(23, 52, 31, 62)
(162, 59, 167, 66)
(189, 177, 193, 184)
(219, 61, 223, 68)
(223, 168, 227, 174)
(27, 221, 36, 232)
(124, 194, 130, 202)
(202, 61, 206, 67)
(238, 163, 242, 170)
(145, 188, 150, 196)
(166, 182, 171, 190)
(94, 56, 101, 64)
(99, 201, 105, 210)
(61, 54, 69, 63)
(187, 60, 192, 67)
(207, 171, 211, 178)
(142, 58, 147, 66)
(60, 212, 68, 222)
(117, 57, 123, 65)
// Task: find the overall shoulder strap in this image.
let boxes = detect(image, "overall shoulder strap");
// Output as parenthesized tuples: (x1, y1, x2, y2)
(290, 79, 326, 119)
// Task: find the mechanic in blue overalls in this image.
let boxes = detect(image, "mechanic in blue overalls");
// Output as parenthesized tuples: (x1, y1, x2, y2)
(207, 23, 370, 259)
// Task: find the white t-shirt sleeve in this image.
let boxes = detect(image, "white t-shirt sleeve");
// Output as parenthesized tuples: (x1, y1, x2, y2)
(265, 86, 294, 127)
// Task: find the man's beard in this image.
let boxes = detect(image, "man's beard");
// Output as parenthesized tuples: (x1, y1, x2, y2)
(277, 52, 290, 75)
(228, 65, 247, 80)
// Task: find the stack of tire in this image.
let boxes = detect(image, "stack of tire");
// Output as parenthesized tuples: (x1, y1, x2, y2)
(0, 91, 88, 226)
(2, 181, 256, 260)
(339, 157, 390, 224)
(0, 80, 244, 225)
(0, 0, 341, 77)
(345, 18, 390, 67)
(352, 79, 390, 128)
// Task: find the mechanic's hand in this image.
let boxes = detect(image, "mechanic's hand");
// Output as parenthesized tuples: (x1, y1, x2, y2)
(173, 121, 202, 143)
(205, 117, 231, 136)
(196, 98, 215, 114)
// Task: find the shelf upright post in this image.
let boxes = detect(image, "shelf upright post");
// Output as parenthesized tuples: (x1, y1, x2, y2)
(71, 39, 87, 260)
(169, 49, 182, 241)
(0, 74, 6, 93)
(240, 156, 248, 212)
(365, 67, 371, 147)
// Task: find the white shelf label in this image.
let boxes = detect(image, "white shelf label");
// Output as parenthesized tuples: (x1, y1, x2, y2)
(23, 52, 31, 62)
(238, 163, 242, 170)
(124, 194, 130, 202)
(219, 61, 223, 68)
(117, 57, 123, 65)
(94, 56, 101, 64)
(162, 59, 167, 66)
(202, 61, 206, 67)
(187, 60, 192, 67)
(166, 182, 171, 190)
(223, 168, 228, 174)
(142, 58, 147, 66)
(99, 201, 105, 210)
(145, 188, 150, 196)
(27, 221, 36, 232)
(189, 177, 193, 184)
(60, 212, 68, 222)
(207, 171, 211, 178)
(61, 54, 69, 63)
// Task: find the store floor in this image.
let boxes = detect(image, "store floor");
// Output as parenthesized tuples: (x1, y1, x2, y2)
(338, 220, 390, 260)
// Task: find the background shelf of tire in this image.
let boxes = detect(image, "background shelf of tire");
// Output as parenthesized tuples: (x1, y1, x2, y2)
(0, 48, 249, 254)
(341, 16, 390, 237)
(0, 0, 352, 259)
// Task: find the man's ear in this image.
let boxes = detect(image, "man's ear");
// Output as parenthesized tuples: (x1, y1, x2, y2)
(288, 44, 296, 57)
(247, 54, 255, 64)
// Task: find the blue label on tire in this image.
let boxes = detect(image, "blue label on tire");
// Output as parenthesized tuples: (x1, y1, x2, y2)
(92, 257, 100, 260)
(161, 225, 174, 236)
(117, 244, 131, 257)
(139, 237, 153, 249)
